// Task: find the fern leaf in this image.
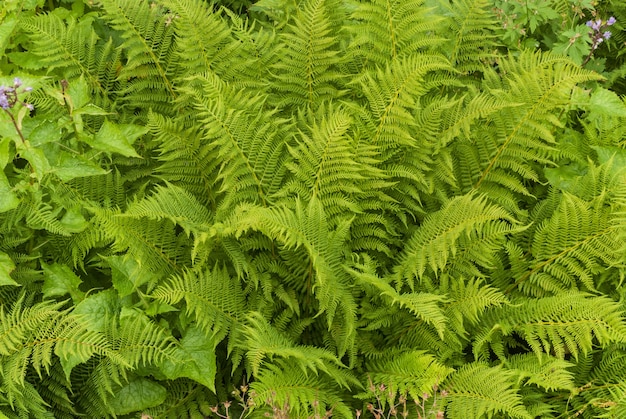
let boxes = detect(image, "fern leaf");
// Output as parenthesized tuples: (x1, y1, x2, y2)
(446, 363, 532, 419)
(269, 0, 346, 109)
(392, 193, 517, 289)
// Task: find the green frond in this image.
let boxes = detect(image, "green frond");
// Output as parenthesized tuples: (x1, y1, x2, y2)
(249, 363, 355, 419)
(148, 112, 219, 208)
(347, 0, 447, 66)
(114, 307, 178, 369)
(91, 207, 190, 279)
(442, 276, 509, 337)
(357, 53, 451, 150)
(505, 353, 575, 392)
(22, 196, 72, 237)
(269, 0, 347, 109)
(565, 345, 626, 418)
(151, 265, 246, 351)
(361, 350, 453, 401)
(242, 312, 352, 383)
(178, 72, 289, 217)
(352, 267, 448, 337)
(124, 183, 212, 236)
(475, 292, 626, 360)
(279, 103, 368, 222)
(465, 51, 603, 210)
(392, 193, 517, 289)
(512, 192, 626, 295)
(19, 12, 121, 109)
(94, 0, 179, 114)
(446, 363, 532, 419)
(159, 0, 240, 78)
(0, 296, 118, 416)
(227, 198, 358, 355)
(437, 0, 500, 74)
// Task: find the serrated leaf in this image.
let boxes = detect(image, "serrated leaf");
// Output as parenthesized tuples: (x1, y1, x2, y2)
(587, 88, 626, 120)
(108, 377, 167, 415)
(52, 151, 108, 181)
(89, 120, 143, 157)
(73, 289, 121, 333)
(18, 146, 50, 180)
(161, 326, 217, 391)
(42, 262, 85, 302)
(0, 171, 19, 213)
(0, 251, 18, 287)
(106, 255, 154, 298)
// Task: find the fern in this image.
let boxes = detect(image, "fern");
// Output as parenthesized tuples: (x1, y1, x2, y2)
(3, 0, 626, 417)
(446, 363, 532, 419)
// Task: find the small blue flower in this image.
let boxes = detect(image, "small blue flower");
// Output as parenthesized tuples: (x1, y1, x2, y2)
(607, 16, 617, 26)
(603, 31, 612, 40)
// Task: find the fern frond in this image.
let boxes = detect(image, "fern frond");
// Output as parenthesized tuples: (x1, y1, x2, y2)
(228, 198, 357, 355)
(438, 0, 500, 74)
(94, 0, 179, 113)
(249, 362, 355, 419)
(279, 103, 366, 221)
(124, 183, 212, 236)
(361, 350, 453, 401)
(20, 12, 121, 109)
(91, 207, 190, 279)
(446, 363, 532, 419)
(505, 353, 575, 392)
(392, 193, 517, 289)
(347, 0, 446, 66)
(159, 0, 238, 78)
(442, 276, 509, 337)
(512, 193, 626, 295)
(475, 292, 626, 360)
(151, 265, 246, 352)
(179, 72, 289, 217)
(466, 51, 603, 209)
(269, 0, 346, 109)
(242, 312, 352, 383)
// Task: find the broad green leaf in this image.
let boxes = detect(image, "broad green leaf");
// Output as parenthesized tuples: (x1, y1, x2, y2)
(587, 88, 626, 120)
(161, 326, 217, 392)
(0, 171, 19, 213)
(89, 120, 143, 157)
(59, 207, 89, 233)
(0, 17, 17, 60)
(52, 151, 108, 181)
(544, 162, 588, 192)
(66, 76, 91, 111)
(0, 137, 12, 168)
(109, 377, 167, 415)
(0, 251, 18, 287)
(18, 146, 50, 180)
(106, 255, 154, 298)
(73, 289, 121, 333)
(42, 262, 85, 302)
(26, 119, 63, 147)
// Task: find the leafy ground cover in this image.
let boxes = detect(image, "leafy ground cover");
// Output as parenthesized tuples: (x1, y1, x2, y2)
(1, 0, 626, 418)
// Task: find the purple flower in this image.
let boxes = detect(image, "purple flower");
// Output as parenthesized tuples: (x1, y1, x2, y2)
(607, 16, 617, 26)
(13, 77, 21, 88)
(592, 19, 603, 31)
(603, 31, 612, 40)
(0, 95, 9, 109)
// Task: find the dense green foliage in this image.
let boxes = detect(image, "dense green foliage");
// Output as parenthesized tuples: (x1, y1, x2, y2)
(1, 0, 626, 417)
